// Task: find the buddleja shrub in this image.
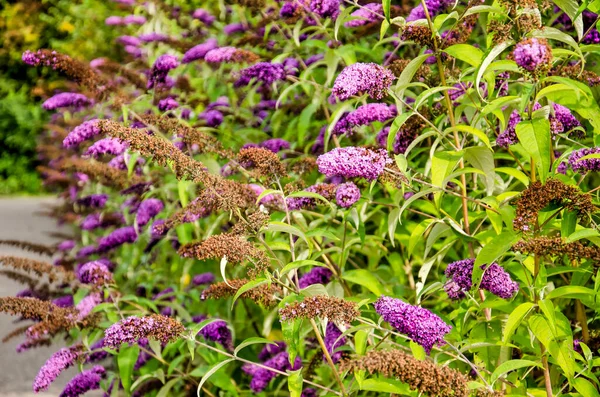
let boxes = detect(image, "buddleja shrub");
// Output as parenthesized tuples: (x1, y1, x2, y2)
(2, 0, 600, 395)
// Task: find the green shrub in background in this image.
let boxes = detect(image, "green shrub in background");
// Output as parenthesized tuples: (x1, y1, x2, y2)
(0, 0, 117, 194)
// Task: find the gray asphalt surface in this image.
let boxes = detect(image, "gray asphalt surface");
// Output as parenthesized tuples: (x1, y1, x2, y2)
(0, 197, 79, 396)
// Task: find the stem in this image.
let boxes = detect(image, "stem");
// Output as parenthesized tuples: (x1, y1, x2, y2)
(309, 319, 347, 396)
(575, 299, 590, 343)
(533, 254, 553, 397)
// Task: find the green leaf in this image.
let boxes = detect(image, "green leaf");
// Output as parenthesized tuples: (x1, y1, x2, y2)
(196, 359, 234, 397)
(463, 5, 507, 17)
(546, 286, 597, 300)
(573, 378, 600, 397)
(561, 210, 578, 238)
(409, 340, 426, 360)
(234, 337, 276, 356)
(355, 330, 368, 355)
(490, 360, 542, 385)
(266, 221, 311, 250)
(360, 378, 413, 394)
(288, 369, 303, 397)
(474, 231, 520, 289)
(495, 167, 529, 187)
(565, 228, 600, 243)
(158, 378, 180, 397)
(342, 269, 386, 295)
(476, 41, 514, 99)
(387, 112, 412, 153)
(532, 27, 584, 65)
(553, 0, 584, 39)
(464, 147, 495, 195)
(118, 345, 140, 393)
(515, 118, 551, 183)
(232, 277, 269, 309)
(282, 318, 301, 364)
(443, 44, 484, 67)
(431, 150, 463, 207)
(445, 125, 491, 149)
(395, 54, 431, 96)
(297, 103, 318, 144)
(280, 260, 327, 276)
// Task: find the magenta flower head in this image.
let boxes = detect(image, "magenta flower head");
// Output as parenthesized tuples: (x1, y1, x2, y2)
(117, 35, 141, 46)
(260, 138, 290, 153)
(77, 194, 108, 208)
(444, 259, 519, 300)
(513, 38, 552, 73)
(317, 146, 391, 180)
(235, 62, 287, 87)
(332, 63, 395, 101)
(43, 93, 92, 110)
(74, 293, 102, 320)
(344, 3, 383, 27)
(335, 182, 361, 208)
(63, 120, 101, 148)
(182, 38, 218, 63)
(77, 261, 113, 286)
(158, 97, 179, 111)
(84, 138, 128, 158)
(205, 47, 258, 64)
(192, 8, 216, 25)
(52, 295, 74, 308)
(246, 351, 302, 392)
(57, 240, 76, 251)
(374, 295, 451, 354)
(33, 346, 82, 392)
(299, 266, 333, 289)
(334, 103, 396, 135)
(98, 226, 138, 252)
(407, 0, 453, 21)
(59, 365, 105, 397)
(224, 22, 246, 35)
(123, 15, 146, 25)
(568, 147, 600, 173)
(148, 54, 179, 88)
(309, 0, 341, 20)
(258, 341, 287, 361)
(198, 319, 233, 351)
(136, 198, 164, 227)
(139, 32, 169, 43)
(192, 272, 215, 286)
(105, 16, 123, 25)
(200, 109, 224, 127)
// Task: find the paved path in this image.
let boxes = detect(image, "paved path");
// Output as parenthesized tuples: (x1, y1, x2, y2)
(0, 197, 78, 396)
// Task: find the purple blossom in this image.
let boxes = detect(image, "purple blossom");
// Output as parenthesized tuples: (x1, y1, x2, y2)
(117, 35, 141, 46)
(309, 0, 340, 19)
(76, 245, 97, 259)
(139, 33, 169, 43)
(258, 341, 287, 361)
(335, 182, 360, 208)
(192, 273, 215, 286)
(249, 184, 285, 208)
(151, 219, 167, 239)
(34, 346, 81, 392)
(158, 97, 179, 111)
(302, 389, 317, 397)
(86, 339, 108, 363)
(75, 293, 102, 320)
(192, 8, 216, 25)
(98, 226, 138, 252)
(324, 322, 345, 363)
(136, 198, 164, 226)
(200, 109, 224, 127)
(104, 316, 155, 348)
(235, 62, 287, 87)
(77, 194, 108, 209)
(299, 267, 333, 289)
(344, 3, 382, 27)
(374, 295, 451, 354)
(246, 351, 302, 392)
(84, 138, 128, 158)
(59, 365, 105, 397)
(182, 39, 218, 63)
(105, 16, 123, 25)
(280, 2, 299, 17)
(199, 320, 233, 351)
(568, 147, 600, 173)
(123, 15, 146, 25)
(57, 240, 76, 251)
(376, 126, 416, 154)
(63, 119, 101, 148)
(261, 138, 290, 153)
(283, 57, 300, 76)
(77, 261, 113, 285)
(306, 54, 324, 66)
(317, 146, 391, 180)
(286, 184, 330, 210)
(332, 63, 395, 101)
(224, 22, 246, 35)
(43, 93, 92, 110)
(333, 103, 396, 135)
(513, 38, 552, 72)
(407, 0, 453, 22)
(52, 295, 74, 308)
(444, 259, 519, 300)
(148, 55, 179, 88)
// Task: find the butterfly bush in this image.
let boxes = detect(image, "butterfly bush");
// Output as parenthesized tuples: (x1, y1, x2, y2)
(3, 0, 600, 396)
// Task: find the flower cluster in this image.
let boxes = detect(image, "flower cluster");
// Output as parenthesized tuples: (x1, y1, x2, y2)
(103, 315, 184, 349)
(331, 63, 395, 100)
(444, 259, 519, 300)
(317, 147, 391, 180)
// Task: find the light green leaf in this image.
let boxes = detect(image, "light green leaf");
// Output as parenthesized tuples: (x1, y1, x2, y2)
(553, 0, 584, 39)
(573, 378, 600, 397)
(566, 228, 600, 243)
(234, 337, 276, 356)
(532, 27, 584, 65)
(118, 345, 140, 392)
(232, 278, 269, 310)
(343, 269, 386, 295)
(490, 360, 542, 385)
(360, 378, 413, 394)
(476, 41, 514, 100)
(282, 318, 301, 364)
(443, 44, 484, 67)
(196, 359, 234, 397)
(464, 147, 496, 195)
(158, 378, 180, 397)
(281, 260, 327, 276)
(546, 286, 597, 301)
(288, 369, 303, 397)
(266, 221, 311, 250)
(474, 230, 520, 290)
(445, 125, 491, 149)
(515, 118, 551, 183)
(431, 150, 463, 207)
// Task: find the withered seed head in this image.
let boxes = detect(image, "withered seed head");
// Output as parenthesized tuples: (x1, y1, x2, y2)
(61, 158, 145, 189)
(238, 147, 287, 178)
(513, 237, 600, 265)
(201, 279, 282, 307)
(0, 256, 75, 284)
(0, 240, 55, 256)
(279, 295, 360, 324)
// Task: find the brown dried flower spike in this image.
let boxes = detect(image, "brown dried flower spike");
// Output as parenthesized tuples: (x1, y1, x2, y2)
(513, 237, 600, 265)
(279, 295, 360, 324)
(238, 147, 287, 178)
(201, 278, 282, 307)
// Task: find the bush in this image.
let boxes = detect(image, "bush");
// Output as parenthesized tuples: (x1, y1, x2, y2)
(2, 0, 600, 396)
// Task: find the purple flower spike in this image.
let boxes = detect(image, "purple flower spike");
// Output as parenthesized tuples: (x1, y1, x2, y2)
(136, 198, 164, 227)
(324, 322, 346, 363)
(258, 341, 287, 361)
(444, 258, 519, 300)
(77, 261, 113, 285)
(57, 240, 76, 251)
(247, 351, 302, 392)
(317, 147, 391, 180)
(199, 320, 233, 351)
(234, 62, 287, 87)
(200, 109, 224, 127)
(43, 93, 92, 110)
(335, 182, 360, 208)
(260, 138, 290, 153)
(332, 63, 395, 101)
(374, 295, 451, 354)
(344, 3, 383, 27)
(52, 295, 74, 308)
(63, 120, 101, 148)
(158, 97, 179, 111)
(192, 8, 216, 25)
(123, 15, 146, 25)
(33, 346, 81, 392)
(407, 0, 453, 21)
(98, 226, 137, 252)
(84, 138, 128, 158)
(192, 273, 215, 286)
(309, 0, 341, 20)
(299, 267, 333, 289)
(182, 38, 218, 63)
(334, 103, 396, 135)
(59, 365, 105, 397)
(513, 38, 552, 73)
(77, 194, 108, 209)
(568, 147, 600, 173)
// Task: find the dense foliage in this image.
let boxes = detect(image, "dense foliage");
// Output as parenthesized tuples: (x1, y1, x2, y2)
(2, 0, 600, 396)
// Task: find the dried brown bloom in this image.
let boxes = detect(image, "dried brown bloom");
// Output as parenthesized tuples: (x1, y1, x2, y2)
(487, 21, 513, 45)
(238, 147, 287, 178)
(231, 211, 270, 235)
(99, 120, 210, 183)
(93, 59, 147, 89)
(0, 270, 39, 288)
(279, 295, 360, 324)
(340, 349, 470, 397)
(291, 157, 317, 175)
(513, 179, 595, 232)
(23, 49, 109, 95)
(387, 59, 434, 84)
(549, 65, 600, 86)
(0, 240, 55, 256)
(0, 256, 75, 284)
(0, 297, 78, 325)
(2, 324, 30, 343)
(401, 25, 435, 48)
(61, 158, 145, 189)
(513, 237, 600, 265)
(201, 278, 282, 307)
(178, 234, 269, 276)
